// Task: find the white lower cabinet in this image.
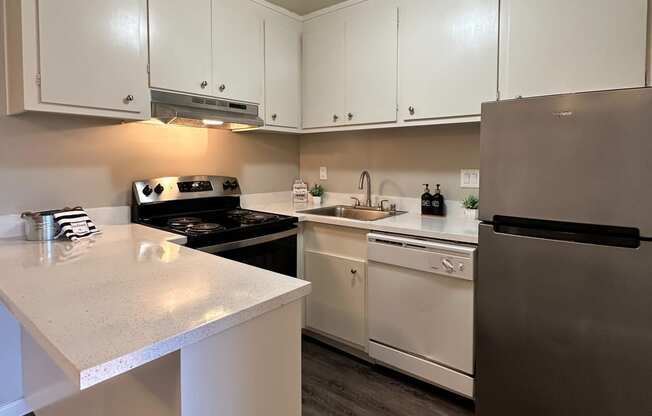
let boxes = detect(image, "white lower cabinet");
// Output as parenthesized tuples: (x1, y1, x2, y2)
(305, 251, 366, 348)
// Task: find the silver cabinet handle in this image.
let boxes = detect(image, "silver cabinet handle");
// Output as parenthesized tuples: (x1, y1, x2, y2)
(408, 106, 415, 115)
(200, 80, 208, 89)
(125, 95, 134, 103)
(219, 84, 226, 92)
(347, 112, 353, 120)
(271, 113, 277, 121)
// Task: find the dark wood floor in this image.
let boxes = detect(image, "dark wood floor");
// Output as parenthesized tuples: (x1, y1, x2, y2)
(302, 336, 475, 416)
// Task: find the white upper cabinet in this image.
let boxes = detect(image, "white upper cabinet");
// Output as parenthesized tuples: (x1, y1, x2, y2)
(149, 0, 212, 96)
(499, 0, 647, 99)
(264, 15, 301, 128)
(302, 15, 346, 129)
(212, 0, 264, 103)
(344, 1, 398, 126)
(302, 1, 398, 129)
(5, 0, 148, 119)
(399, 0, 499, 121)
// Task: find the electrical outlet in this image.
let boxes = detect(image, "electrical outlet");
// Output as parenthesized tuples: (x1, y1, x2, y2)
(460, 169, 480, 188)
(319, 166, 328, 180)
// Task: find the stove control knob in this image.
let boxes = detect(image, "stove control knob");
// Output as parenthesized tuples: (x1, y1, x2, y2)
(230, 180, 239, 190)
(142, 185, 153, 196)
(154, 184, 164, 195)
(223, 180, 232, 190)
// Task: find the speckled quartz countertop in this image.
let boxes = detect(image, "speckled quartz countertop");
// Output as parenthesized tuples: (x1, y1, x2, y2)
(244, 199, 479, 244)
(0, 224, 310, 390)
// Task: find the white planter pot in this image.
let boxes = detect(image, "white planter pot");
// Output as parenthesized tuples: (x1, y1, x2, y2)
(464, 208, 478, 220)
(311, 196, 322, 205)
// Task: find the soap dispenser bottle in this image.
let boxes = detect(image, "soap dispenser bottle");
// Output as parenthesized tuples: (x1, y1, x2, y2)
(421, 184, 433, 215)
(431, 184, 445, 216)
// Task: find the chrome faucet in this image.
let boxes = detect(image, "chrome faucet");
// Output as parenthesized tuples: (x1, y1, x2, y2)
(358, 170, 372, 207)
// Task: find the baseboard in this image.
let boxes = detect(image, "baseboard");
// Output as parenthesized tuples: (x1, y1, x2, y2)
(0, 399, 30, 416)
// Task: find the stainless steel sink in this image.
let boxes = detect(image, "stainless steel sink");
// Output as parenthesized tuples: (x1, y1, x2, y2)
(299, 205, 406, 221)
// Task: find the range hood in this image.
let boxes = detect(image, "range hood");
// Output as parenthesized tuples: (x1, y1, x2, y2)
(150, 90, 263, 130)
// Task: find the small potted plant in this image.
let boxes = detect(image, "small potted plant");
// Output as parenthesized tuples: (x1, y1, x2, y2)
(462, 195, 479, 220)
(309, 184, 324, 205)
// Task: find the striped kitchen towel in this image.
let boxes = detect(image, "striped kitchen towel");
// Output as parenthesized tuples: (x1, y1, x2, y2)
(53, 207, 101, 241)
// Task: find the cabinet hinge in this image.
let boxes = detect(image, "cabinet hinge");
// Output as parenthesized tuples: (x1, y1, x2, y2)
(35, 73, 41, 86)
(496, 90, 501, 101)
(146, 64, 150, 74)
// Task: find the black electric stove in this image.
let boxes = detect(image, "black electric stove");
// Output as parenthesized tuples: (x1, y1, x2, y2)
(132, 175, 298, 277)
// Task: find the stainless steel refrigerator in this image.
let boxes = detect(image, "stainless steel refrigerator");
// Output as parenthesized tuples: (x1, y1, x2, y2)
(477, 87, 652, 415)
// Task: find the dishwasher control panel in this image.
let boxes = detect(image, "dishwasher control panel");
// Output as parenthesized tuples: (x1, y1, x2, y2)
(367, 233, 476, 281)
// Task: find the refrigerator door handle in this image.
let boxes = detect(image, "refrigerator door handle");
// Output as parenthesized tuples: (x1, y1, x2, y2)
(491, 216, 640, 249)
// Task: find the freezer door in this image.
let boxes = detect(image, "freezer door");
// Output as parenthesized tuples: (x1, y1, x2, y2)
(477, 224, 652, 415)
(480, 87, 652, 236)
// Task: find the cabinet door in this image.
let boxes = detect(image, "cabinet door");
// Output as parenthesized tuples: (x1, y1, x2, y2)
(499, 0, 647, 99)
(302, 17, 346, 129)
(265, 17, 301, 128)
(37, 0, 148, 116)
(399, 0, 498, 121)
(212, 0, 264, 103)
(149, 0, 212, 95)
(344, 1, 398, 126)
(305, 252, 366, 348)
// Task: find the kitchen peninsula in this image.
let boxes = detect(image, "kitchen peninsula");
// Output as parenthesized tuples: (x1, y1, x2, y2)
(0, 224, 310, 416)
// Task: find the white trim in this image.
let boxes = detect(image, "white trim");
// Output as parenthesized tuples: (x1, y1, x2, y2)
(0, 399, 30, 416)
(299, 116, 480, 134)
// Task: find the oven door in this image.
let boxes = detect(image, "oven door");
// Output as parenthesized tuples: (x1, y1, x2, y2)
(197, 228, 298, 277)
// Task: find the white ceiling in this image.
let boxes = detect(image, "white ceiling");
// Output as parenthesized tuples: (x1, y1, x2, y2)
(266, 0, 348, 15)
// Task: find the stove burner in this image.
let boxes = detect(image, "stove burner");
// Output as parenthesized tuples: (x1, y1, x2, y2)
(167, 217, 202, 229)
(186, 222, 226, 235)
(239, 213, 280, 225)
(227, 209, 279, 224)
(227, 209, 251, 219)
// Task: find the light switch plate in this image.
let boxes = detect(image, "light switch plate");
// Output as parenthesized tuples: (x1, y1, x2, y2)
(319, 166, 328, 180)
(460, 169, 480, 188)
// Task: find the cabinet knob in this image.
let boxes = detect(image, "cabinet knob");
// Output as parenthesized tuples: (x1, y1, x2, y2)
(201, 80, 208, 89)
(219, 84, 226, 92)
(408, 106, 415, 115)
(333, 114, 339, 122)
(350, 269, 357, 275)
(125, 95, 134, 103)
(271, 113, 277, 121)
(347, 112, 353, 120)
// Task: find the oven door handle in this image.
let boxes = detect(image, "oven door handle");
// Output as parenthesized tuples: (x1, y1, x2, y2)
(196, 228, 298, 254)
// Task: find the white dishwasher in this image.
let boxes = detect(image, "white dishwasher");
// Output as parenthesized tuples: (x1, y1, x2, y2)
(367, 232, 476, 398)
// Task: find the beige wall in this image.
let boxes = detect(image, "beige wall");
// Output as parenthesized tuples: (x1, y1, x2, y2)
(0, 114, 300, 214)
(299, 124, 480, 201)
